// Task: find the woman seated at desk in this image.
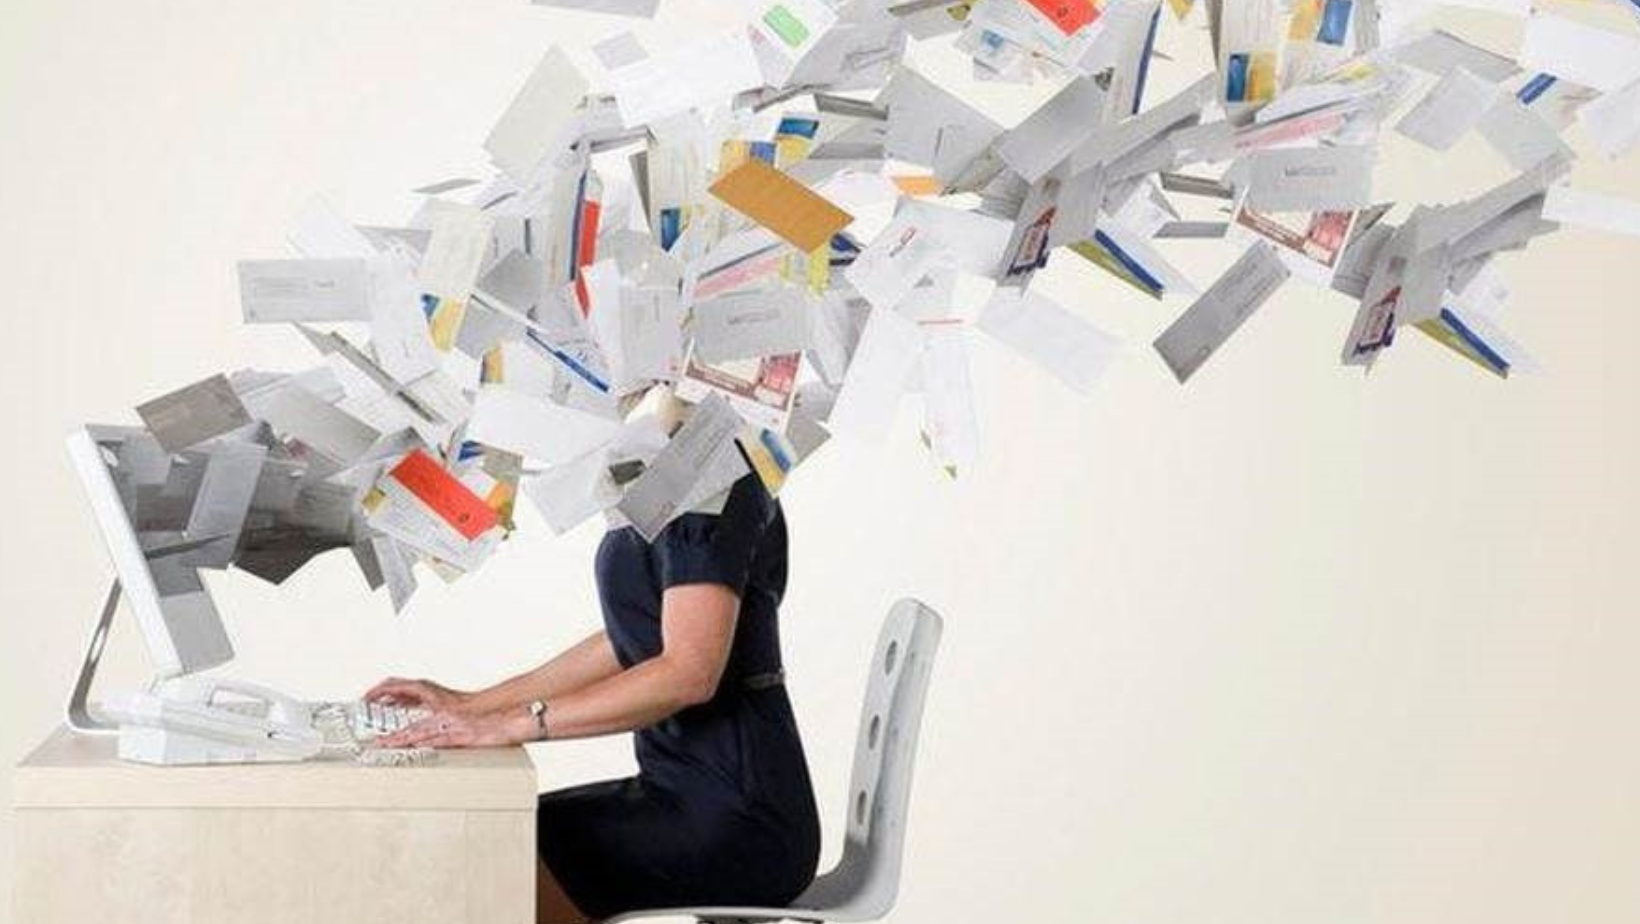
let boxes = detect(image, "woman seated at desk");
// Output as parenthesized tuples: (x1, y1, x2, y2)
(365, 431, 820, 924)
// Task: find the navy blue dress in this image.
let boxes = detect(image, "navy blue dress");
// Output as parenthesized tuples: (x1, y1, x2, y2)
(537, 475, 822, 919)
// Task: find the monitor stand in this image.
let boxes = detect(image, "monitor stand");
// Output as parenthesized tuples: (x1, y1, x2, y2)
(66, 579, 123, 733)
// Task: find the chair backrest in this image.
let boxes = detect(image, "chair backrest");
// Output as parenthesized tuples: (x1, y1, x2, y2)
(795, 598, 943, 921)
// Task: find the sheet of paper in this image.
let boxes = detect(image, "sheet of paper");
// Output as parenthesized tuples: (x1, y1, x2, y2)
(1413, 154, 1571, 251)
(1395, 66, 1498, 151)
(370, 535, 418, 613)
(182, 442, 267, 568)
(708, 159, 854, 252)
(692, 288, 815, 364)
(485, 47, 589, 180)
(844, 214, 957, 310)
(1230, 201, 1357, 283)
(464, 386, 621, 465)
(978, 287, 1122, 392)
(616, 394, 747, 541)
(674, 349, 801, 432)
(996, 76, 1110, 183)
(1476, 95, 1572, 171)
(1152, 242, 1291, 383)
(369, 454, 499, 569)
(1244, 146, 1375, 213)
(826, 306, 924, 442)
(897, 200, 1015, 274)
(1541, 187, 1640, 238)
(418, 201, 495, 301)
(1578, 76, 1640, 159)
(1392, 29, 1520, 83)
(749, 0, 840, 83)
(610, 31, 764, 127)
(240, 378, 382, 464)
(237, 259, 372, 324)
(1217, 0, 1284, 105)
(1519, 15, 1640, 93)
(135, 374, 254, 453)
(920, 325, 980, 477)
(530, 0, 659, 17)
(370, 259, 442, 383)
(877, 68, 1004, 182)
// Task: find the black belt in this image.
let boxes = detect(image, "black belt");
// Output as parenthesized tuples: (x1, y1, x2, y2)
(740, 670, 785, 691)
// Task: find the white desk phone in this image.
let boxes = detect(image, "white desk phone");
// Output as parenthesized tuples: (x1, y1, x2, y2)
(66, 426, 429, 766)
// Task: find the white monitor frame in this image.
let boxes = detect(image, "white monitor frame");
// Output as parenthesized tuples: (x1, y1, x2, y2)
(65, 427, 235, 731)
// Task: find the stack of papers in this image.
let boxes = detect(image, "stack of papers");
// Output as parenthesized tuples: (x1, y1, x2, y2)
(98, 0, 1640, 612)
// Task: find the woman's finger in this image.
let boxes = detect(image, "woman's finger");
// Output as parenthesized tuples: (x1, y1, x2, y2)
(363, 678, 415, 702)
(378, 714, 444, 748)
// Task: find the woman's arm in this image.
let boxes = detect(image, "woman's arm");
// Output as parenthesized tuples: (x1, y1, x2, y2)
(365, 629, 621, 715)
(466, 630, 624, 714)
(376, 584, 738, 749)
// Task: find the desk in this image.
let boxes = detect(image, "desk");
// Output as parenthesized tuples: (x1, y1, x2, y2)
(12, 726, 538, 924)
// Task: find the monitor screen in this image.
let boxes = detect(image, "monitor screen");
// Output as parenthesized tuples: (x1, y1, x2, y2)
(67, 426, 234, 679)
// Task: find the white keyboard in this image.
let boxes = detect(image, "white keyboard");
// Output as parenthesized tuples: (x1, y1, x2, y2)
(347, 701, 428, 738)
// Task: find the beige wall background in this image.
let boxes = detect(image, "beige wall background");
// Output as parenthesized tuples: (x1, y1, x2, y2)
(4, 2, 1639, 922)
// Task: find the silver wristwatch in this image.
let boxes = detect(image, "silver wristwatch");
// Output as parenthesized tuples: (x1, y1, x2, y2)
(528, 699, 550, 740)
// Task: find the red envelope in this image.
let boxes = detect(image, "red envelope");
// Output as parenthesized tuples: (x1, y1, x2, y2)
(1025, 0, 1100, 35)
(388, 450, 498, 540)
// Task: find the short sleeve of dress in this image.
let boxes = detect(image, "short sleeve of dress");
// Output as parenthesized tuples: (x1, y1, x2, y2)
(655, 475, 776, 596)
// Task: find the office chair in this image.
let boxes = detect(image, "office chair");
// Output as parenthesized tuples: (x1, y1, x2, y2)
(606, 598, 945, 924)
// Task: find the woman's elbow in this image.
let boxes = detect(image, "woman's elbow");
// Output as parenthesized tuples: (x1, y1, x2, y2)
(669, 663, 724, 708)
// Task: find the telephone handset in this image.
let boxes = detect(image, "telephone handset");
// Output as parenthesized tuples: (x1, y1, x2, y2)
(103, 675, 325, 765)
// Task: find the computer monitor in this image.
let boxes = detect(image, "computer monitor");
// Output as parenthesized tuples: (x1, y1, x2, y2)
(66, 426, 234, 684)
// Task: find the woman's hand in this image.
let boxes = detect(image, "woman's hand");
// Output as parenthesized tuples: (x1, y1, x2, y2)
(373, 708, 533, 750)
(364, 677, 473, 714)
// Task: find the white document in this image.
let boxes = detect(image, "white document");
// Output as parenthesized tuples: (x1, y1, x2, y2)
(610, 31, 764, 128)
(692, 289, 814, 364)
(616, 394, 747, 541)
(978, 288, 1122, 393)
(417, 202, 495, 301)
(370, 259, 441, 384)
(370, 535, 418, 614)
(183, 442, 268, 568)
(1476, 95, 1572, 171)
(921, 325, 979, 476)
(240, 379, 381, 464)
(826, 306, 924, 443)
(897, 200, 1014, 275)
(524, 450, 615, 535)
(877, 68, 1003, 182)
(237, 259, 372, 324)
(485, 47, 589, 180)
(1519, 15, 1640, 93)
(748, 0, 839, 83)
(621, 287, 684, 382)
(1395, 67, 1498, 151)
(530, 0, 659, 16)
(1578, 77, 1640, 159)
(464, 386, 621, 466)
(1541, 187, 1640, 238)
(369, 479, 498, 573)
(844, 216, 957, 311)
(1391, 29, 1521, 83)
(1244, 146, 1375, 213)
(1152, 242, 1292, 384)
(996, 76, 1110, 184)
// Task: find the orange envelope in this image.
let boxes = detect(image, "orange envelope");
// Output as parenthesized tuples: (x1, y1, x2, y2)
(709, 159, 853, 252)
(389, 449, 499, 541)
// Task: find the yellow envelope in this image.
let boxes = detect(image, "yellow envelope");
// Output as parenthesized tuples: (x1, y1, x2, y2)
(709, 159, 853, 252)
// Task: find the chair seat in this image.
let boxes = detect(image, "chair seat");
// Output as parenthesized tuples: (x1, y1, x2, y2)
(602, 903, 824, 924)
